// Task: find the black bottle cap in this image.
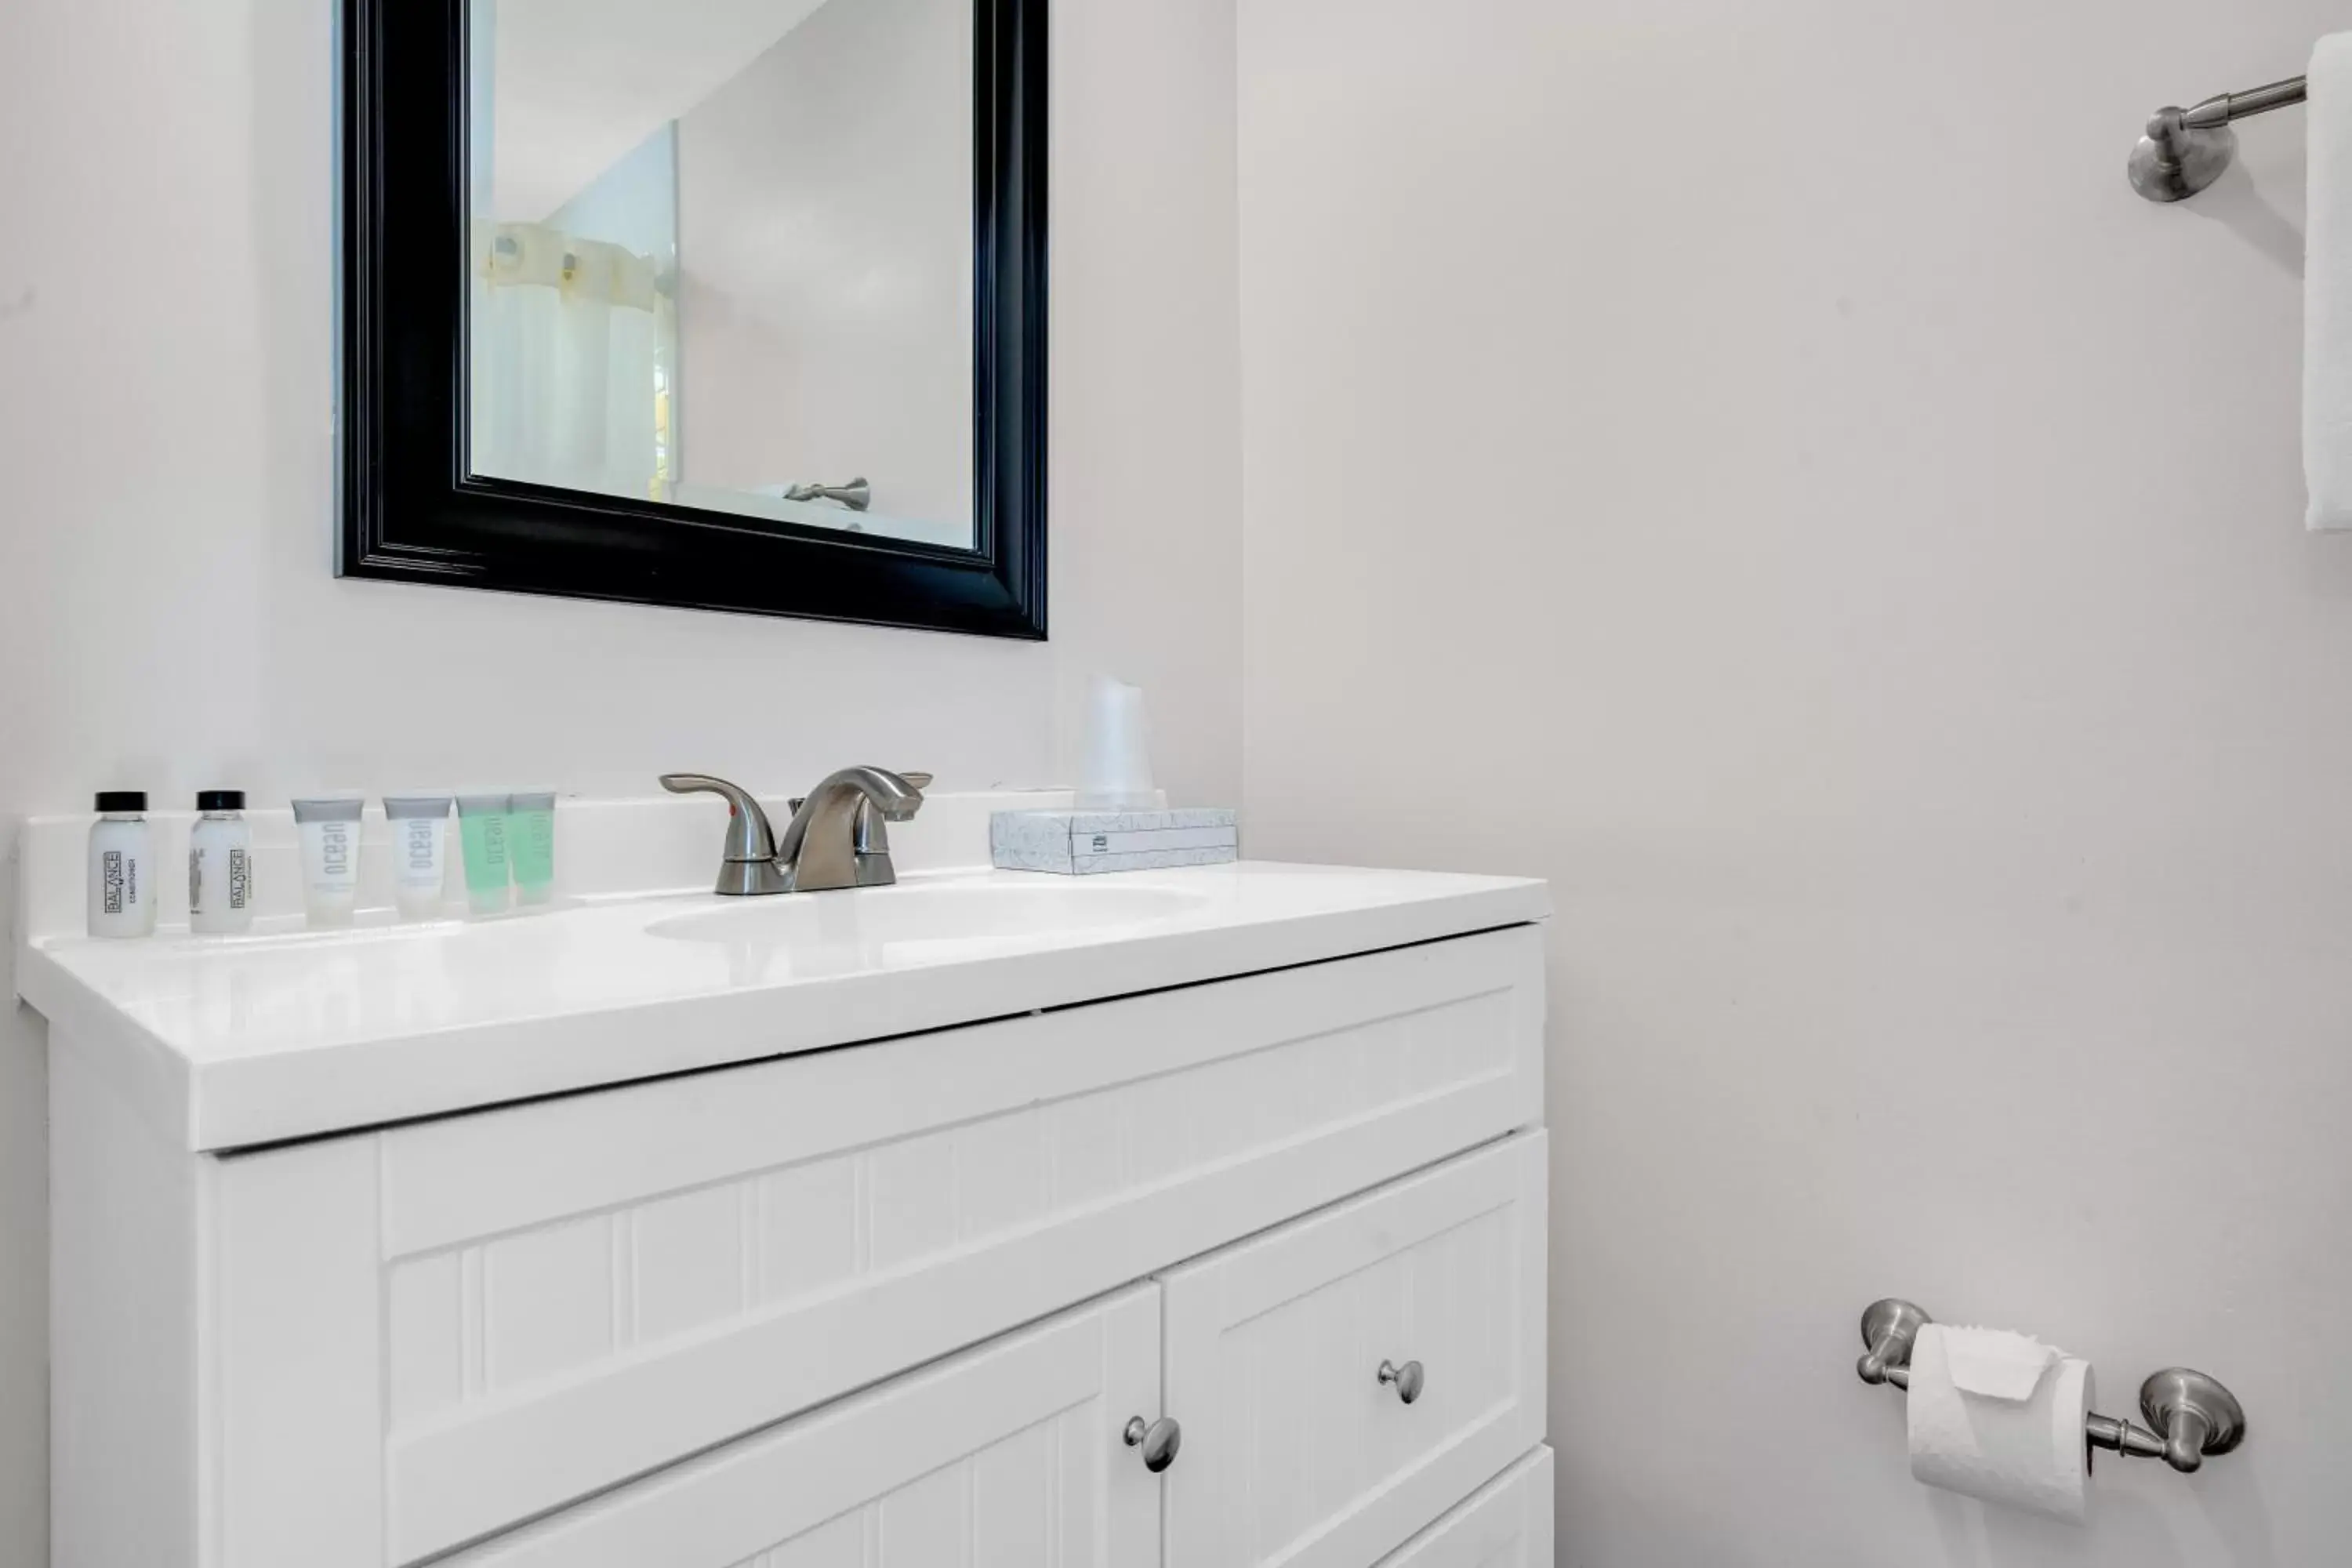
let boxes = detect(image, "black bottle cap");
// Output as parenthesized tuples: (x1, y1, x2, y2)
(94, 791, 147, 812)
(197, 789, 245, 811)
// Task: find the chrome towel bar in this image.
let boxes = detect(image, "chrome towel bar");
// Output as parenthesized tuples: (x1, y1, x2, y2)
(1856, 1298, 2246, 1475)
(2131, 74, 2307, 201)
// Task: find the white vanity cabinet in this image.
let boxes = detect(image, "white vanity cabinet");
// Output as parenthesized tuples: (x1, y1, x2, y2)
(48, 913, 1552, 1568)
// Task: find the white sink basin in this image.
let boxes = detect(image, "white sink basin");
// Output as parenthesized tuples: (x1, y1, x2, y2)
(645, 879, 1207, 951)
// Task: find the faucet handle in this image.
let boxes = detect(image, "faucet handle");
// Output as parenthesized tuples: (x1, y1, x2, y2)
(659, 774, 779, 863)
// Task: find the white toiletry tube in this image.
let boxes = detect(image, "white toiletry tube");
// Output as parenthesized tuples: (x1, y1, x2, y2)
(292, 796, 367, 928)
(508, 789, 557, 906)
(384, 795, 453, 920)
(455, 791, 513, 916)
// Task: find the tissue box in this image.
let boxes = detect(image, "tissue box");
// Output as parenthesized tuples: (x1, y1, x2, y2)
(991, 808, 1238, 875)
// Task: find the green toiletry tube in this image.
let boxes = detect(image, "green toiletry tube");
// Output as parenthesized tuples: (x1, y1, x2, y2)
(456, 792, 512, 915)
(510, 790, 557, 905)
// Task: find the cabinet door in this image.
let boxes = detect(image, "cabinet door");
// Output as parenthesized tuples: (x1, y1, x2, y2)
(446, 1286, 1166, 1568)
(1376, 1448, 1552, 1568)
(1160, 1135, 1547, 1568)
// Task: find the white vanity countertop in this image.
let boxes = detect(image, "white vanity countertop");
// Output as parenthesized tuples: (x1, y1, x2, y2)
(17, 859, 1548, 1152)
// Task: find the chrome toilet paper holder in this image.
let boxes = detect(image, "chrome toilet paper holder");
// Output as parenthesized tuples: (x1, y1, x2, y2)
(1857, 1298, 2246, 1475)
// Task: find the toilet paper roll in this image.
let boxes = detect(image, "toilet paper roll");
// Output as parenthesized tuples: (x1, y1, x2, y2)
(1907, 1324, 2093, 1526)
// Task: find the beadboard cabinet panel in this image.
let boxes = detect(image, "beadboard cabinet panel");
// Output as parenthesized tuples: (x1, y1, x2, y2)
(1160, 1134, 1548, 1568)
(1374, 1449, 1555, 1568)
(442, 1287, 1162, 1568)
(378, 928, 1543, 1560)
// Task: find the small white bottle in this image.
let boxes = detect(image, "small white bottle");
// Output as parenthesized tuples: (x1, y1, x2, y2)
(87, 791, 158, 938)
(189, 790, 255, 935)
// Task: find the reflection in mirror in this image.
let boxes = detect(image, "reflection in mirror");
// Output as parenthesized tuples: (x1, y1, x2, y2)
(466, 0, 976, 550)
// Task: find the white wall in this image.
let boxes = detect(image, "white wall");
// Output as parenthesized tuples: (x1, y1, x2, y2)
(485, 0, 826, 224)
(546, 123, 679, 268)
(677, 0, 976, 535)
(1238, 1, 2352, 1563)
(0, 0, 1240, 1560)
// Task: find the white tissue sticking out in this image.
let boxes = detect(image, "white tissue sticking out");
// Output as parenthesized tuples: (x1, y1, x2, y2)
(1076, 675, 1158, 811)
(1940, 1327, 2060, 1403)
(1907, 1323, 2093, 1526)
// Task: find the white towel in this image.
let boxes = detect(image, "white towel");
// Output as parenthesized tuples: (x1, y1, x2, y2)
(2308, 35, 2352, 529)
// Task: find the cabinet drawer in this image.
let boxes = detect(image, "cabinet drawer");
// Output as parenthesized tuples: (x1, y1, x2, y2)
(444, 1286, 1163, 1567)
(1160, 1134, 1548, 1568)
(212, 926, 1544, 1565)
(1376, 1448, 1553, 1568)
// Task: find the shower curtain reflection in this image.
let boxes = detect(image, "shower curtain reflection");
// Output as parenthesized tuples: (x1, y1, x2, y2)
(469, 223, 677, 502)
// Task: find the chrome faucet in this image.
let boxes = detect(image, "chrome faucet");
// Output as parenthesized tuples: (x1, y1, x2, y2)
(659, 768, 930, 895)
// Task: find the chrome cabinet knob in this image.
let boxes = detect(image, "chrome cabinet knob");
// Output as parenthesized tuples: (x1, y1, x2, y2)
(1123, 1414, 1181, 1473)
(1377, 1359, 1425, 1404)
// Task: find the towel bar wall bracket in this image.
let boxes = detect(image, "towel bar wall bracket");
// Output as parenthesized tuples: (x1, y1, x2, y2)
(2130, 75, 2308, 202)
(1856, 1298, 2247, 1475)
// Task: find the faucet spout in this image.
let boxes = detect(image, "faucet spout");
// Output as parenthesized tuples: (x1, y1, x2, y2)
(776, 768, 927, 891)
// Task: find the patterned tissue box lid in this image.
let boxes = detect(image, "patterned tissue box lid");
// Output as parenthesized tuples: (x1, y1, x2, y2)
(991, 808, 1239, 875)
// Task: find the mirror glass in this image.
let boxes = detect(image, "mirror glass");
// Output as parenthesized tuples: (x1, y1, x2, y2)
(465, 0, 976, 550)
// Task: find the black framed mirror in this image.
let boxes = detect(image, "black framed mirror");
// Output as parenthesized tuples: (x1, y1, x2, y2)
(340, 0, 1047, 638)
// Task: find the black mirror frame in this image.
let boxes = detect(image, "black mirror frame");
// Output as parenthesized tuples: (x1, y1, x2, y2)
(339, 0, 1047, 639)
